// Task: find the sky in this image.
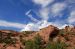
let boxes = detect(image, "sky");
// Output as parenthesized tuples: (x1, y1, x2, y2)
(0, 0, 75, 31)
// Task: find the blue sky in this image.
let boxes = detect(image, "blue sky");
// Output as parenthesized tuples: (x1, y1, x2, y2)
(0, 0, 75, 31)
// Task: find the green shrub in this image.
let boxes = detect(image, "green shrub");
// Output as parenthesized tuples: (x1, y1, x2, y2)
(33, 34, 43, 49)
(45, 42, 67, 49)
(25, 40, 34, 49)
(25, 34, 43, 49)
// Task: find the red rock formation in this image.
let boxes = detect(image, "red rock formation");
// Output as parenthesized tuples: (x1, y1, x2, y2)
(37, 25, 59, 42)
(22, 25, 59, 42)
(0, 25, 75, 49)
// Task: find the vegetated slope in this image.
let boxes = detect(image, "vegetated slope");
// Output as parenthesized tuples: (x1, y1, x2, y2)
(0, 25, 75, 49)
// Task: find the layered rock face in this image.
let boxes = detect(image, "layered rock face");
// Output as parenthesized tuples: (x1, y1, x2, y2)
(37, 25, 59, 42)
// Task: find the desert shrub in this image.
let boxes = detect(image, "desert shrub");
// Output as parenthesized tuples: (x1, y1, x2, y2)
(3, 37, 16, 44)
(33, 34, 43, 49)
(3, 38, 12, 44)
(34, 34, 42, 45)
(0, 32, 16, 44)
(25, 34, 43, 49)
(45, 42, 67, 49)
(25, 40, 34, 49)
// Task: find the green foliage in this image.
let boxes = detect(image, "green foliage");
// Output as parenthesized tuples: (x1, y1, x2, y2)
(25, 40, 42, 49)
(25, 40, 34, 49)
(34, 34, 42, 45)
(24, 34, 67, 49)
(33, 34, 43, 49)
(45, 42, 67, 49)
(25, 34, 43, 49)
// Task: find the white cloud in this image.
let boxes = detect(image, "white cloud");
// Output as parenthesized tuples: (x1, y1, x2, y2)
(21, 19, 72, 31)
(65, 0, 75, 4)
(38, 20, 68, 29)
(25, 10, 39, 22)
(59, 24, 68, 29)
(51, 2, 67, 17)
(39, 8, 49, 20)
(0, 20, 25, 29)
(32, 0, 53, 20)
(68, 11, 75, 23)
(21, 20, 50, 31)
(32, 0, 54, 7)
(21, 20, 65, 31)
(37, 2, 67, 20)
(22, 1, 72, 31)
(21, 23, 39, 31)
(38, 20, 51, 29)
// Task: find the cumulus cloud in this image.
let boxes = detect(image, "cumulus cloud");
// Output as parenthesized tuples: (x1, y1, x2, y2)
(51, 2, 67, 17)
(21, 20, 51, 31)
(68, 11, 75, 24)
(21, 23, 39, 31)
(32, 0, 54, 7)
(0, 20, 25, 29)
